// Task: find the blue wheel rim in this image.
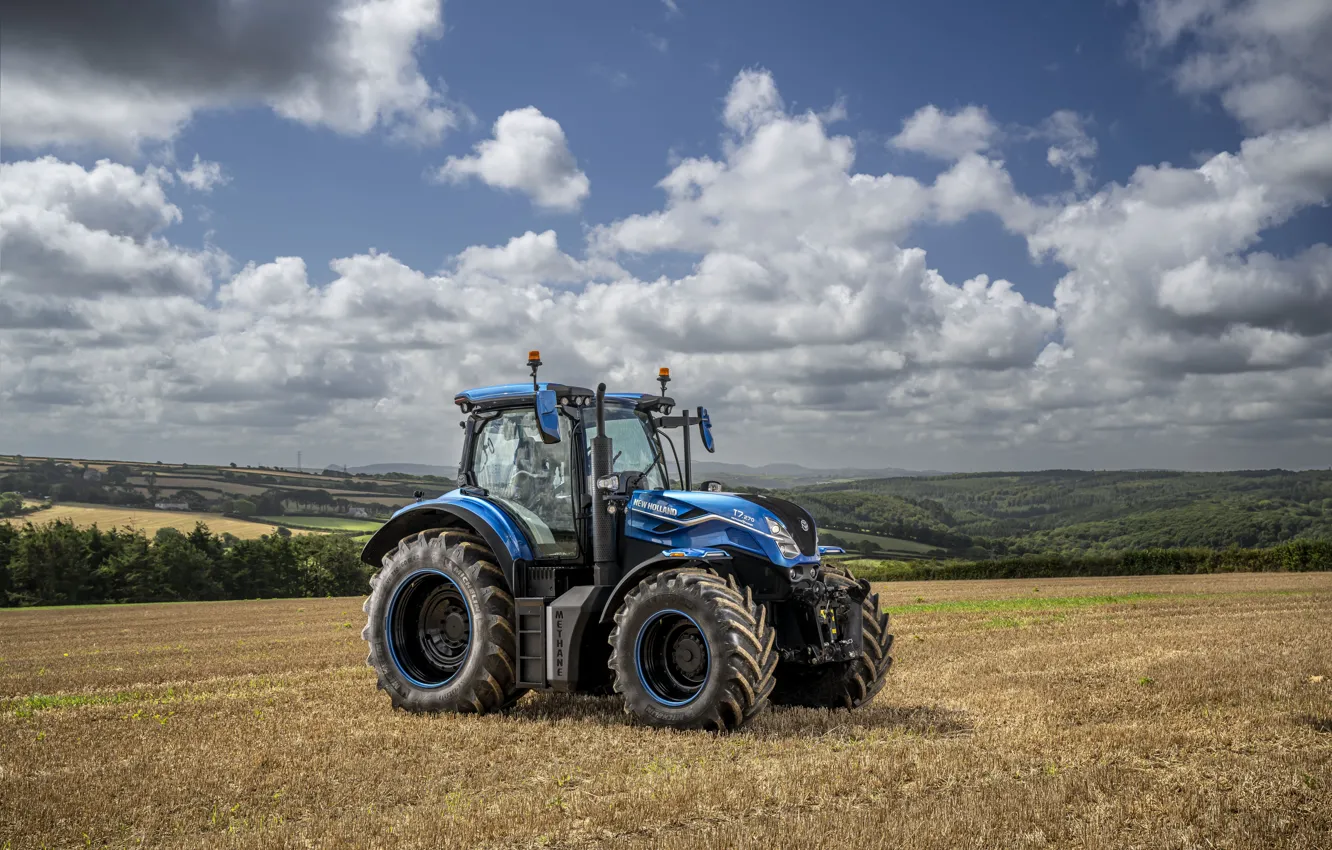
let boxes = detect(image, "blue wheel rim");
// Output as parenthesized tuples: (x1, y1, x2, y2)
(386, 569, 472, 689)
(635, 609, 710, 706)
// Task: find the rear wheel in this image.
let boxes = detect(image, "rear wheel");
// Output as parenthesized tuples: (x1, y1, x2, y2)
(609, 567, 777, 731)
(362, 528, 521, 714)
(770, 566, 893, 709)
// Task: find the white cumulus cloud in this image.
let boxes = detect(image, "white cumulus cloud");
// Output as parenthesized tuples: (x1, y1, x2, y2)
(891, 105, 998, 160)
(437, 107, 590, 211)
(2, 69, 1329, 471)
(1135, 0, 1332, 132)
(0, 0, 457, 151)
(175, 156, 228, 193)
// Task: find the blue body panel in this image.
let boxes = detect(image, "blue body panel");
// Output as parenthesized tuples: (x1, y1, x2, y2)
(388, 490, 535, 565)
(624, 490, 819, 568)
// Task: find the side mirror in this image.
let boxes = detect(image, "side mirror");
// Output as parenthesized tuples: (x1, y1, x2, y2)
(697, 406, 715, 453)
(535, 389, 561, 444)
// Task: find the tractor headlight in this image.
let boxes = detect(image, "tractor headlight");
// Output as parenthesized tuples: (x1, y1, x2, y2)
(597, 473, 620, 492)
(765, 516, 800, 559)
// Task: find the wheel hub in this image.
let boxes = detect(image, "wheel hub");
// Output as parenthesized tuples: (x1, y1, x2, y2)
(671, 634, 706, 677)
(388, 571, 472, 687)
(441, 610, 468, 642)
(637, 610, 710, 706)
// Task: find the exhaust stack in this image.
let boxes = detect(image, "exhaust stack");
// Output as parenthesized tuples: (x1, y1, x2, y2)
(590, 383, 617, 586)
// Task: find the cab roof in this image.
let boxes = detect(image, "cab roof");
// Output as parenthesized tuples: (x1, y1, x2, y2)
(454, 383, 674, 411)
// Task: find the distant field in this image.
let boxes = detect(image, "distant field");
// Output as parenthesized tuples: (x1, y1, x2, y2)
(257, 515, 383, 532)
(819, 528, 942, 554)
(12, 504, 313, 539)
(127, 476, 270, 496)
(339, 493, 412, 507)
(1, 571, 1326, 848)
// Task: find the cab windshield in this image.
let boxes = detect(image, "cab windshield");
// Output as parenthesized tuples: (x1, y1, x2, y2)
(583, 405, 669, 490)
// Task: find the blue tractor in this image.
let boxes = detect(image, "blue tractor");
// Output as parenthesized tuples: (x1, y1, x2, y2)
(359, 353, 893, 731)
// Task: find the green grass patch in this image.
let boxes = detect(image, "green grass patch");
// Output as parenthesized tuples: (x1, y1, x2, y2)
(886, 591, 1171, 615)
(8, 690, 157, 717)
(256, 515, 382, 532)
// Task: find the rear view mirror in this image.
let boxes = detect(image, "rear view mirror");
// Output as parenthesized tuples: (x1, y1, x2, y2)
(697, 406, 715, 453)
(535, 389, 561, 444)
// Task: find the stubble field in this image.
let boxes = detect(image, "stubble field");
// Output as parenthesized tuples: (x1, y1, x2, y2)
(1, 572, 1328, 849)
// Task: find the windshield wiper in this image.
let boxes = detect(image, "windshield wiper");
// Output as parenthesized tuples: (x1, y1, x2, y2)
(655, 430, 685, 490)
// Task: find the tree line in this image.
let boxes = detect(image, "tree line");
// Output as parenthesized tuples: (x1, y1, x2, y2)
(0, 520, 370, 607)
(846, 540, 1332, 582)
(2, 517, 1330, 608)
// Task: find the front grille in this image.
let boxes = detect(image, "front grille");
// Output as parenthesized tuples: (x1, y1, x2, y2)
(745, 495, 818, 556)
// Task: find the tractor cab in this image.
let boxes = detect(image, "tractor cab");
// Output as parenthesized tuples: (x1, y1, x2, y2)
(357, 352, 893, 731)
(451, 381, 674, 562)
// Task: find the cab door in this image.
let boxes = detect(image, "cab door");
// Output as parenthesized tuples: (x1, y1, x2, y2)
(470, 407, 579, 558)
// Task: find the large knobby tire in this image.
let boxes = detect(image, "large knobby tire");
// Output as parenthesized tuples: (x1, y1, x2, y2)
(362, 528, 521, 714)
(609, 567, 777, 732)
(770, 566, 893, 709)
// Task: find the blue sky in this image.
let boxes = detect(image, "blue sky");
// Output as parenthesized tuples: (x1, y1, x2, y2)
(165, 0, 1287, 293)
(2, 0, 1330, 471)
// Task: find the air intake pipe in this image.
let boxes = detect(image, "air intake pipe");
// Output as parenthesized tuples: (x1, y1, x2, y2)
(590, 383, 618, 586)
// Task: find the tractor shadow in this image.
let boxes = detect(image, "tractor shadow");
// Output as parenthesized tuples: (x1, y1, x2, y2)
(750, 702, 975, 740)
(1297, 714, 1332, 733)
(504, 692, 973, 739)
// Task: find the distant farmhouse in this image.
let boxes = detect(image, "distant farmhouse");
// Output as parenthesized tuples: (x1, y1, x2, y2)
(154, 501, 191, 511)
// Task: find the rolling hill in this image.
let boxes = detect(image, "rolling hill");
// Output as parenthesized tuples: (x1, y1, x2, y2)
(784, 469, 1332, 556)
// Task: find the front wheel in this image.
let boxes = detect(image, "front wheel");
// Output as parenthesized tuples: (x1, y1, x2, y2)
(609, 567, 777, 731)
(362, 528, 520, 714)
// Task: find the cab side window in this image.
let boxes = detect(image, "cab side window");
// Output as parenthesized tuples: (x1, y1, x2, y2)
(471, 409, 577, 557)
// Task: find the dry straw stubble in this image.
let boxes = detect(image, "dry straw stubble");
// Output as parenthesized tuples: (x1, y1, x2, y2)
(0, 572, 1328, 848)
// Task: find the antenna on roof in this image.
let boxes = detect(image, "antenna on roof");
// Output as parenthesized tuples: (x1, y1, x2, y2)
(657, 366, 671, 397)
(527, 350, 542, 392)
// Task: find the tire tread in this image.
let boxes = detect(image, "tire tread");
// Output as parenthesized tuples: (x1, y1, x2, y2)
(608, 566, 779, 732)
(363, 528, 522, 715)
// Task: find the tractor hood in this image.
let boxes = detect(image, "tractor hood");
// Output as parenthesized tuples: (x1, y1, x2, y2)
(625, 489, 821, 566)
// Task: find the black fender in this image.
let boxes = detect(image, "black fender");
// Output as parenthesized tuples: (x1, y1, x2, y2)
(598, 548, 733, 623)
(359, 503, 531, 593)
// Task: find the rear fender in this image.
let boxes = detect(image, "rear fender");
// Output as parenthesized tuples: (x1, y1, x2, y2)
(359, 493, 535, 592)
(598, 547, 732, 623)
